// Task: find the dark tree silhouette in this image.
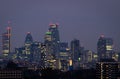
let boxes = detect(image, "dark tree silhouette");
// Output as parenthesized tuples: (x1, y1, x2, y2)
(6, 60, 18, 69)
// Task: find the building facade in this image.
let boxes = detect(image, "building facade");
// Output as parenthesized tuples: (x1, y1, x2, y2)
(44, 23, 60, 69)
(96, 59, 119, 79)
(2, 27, 11, 57)
(97, 35, 114, 61)
(59, 42, 70, 71)
(70, 39, 81, 69)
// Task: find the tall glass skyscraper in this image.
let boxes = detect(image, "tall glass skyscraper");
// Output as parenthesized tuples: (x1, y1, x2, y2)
(15, 32, 34, 60)
(24, 32, 33, 62)
(71, 39, 80, 61)
(48, 23, 60, 56)
(70, 39, 81, 69)
(24, 32, 33, 45)
(97, 35, 114, 61)
(44, 23, 60, 69)
(2, 27, 11, 57)
(15, 32, 42, 66)
(49, 23, 60, 43)
(96, 59, 118, 79)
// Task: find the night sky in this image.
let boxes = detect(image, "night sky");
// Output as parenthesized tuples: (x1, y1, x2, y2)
(0, 0, 120, 52)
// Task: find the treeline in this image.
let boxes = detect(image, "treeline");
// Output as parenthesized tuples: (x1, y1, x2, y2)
(23, 68, 96, 79)
(2, 61, 96, 79)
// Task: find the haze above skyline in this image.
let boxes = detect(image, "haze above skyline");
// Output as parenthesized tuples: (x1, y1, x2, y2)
(0, 0, 120, 52)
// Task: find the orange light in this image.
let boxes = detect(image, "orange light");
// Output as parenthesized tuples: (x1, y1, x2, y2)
(69, 60, 72, 66)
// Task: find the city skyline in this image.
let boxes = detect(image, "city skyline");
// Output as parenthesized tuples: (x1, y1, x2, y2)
(0, 0, 120, 52)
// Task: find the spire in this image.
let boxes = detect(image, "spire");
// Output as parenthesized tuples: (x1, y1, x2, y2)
(25, 32, 33, 44)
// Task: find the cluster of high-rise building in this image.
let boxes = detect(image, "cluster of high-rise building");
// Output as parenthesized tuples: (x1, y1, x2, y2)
(1, 23, 120, 78)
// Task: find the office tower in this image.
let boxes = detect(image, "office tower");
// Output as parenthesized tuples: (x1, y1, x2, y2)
(31, 41, 41, 64)
(80, 50, 95, 69)
(24, 32, 33, 46)
(70, 39, 81, 69)
(49, 23, 60, 56)
(96, 59, 119, 79)
(24, 32, 33, 62)
(59, 42, 70, 71)
(118, 53, 120, 61)
(112, 51, 119, 61)
(84, 50, 93, 63)
(44, 31, 56, 68)
(49, 23, 60, 43)
(97, 35, 114, 61)
(15, 42, 43, 67)
(93, 52, 98, 62)
(44, 31, 53, 57)
(2, 27, 11, 57)
(44, 23, 60, 69)
(71, 39, 80, 61)
(24, 32, 33, 54)
(44, 31, 52, 44)
(40, 43, 47, 68)
(14, 32, 34, 63)
(59, 42, 68, 51)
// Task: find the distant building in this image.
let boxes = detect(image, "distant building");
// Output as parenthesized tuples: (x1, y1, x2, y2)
(44, 31, 56, 68)
(96, 59, 119, 79)
(44, 23, 60, 69)
(24, 32, 34, 62)
(80, 50, 95, 69)
(31, 41, 41, 64)
(14, 32, 42, 67)
(118, 53, 120, 62)
(44, 31, 53, 57)
(97, 35, 114, 61)
(48, 23, 60, 57)
(49, 23, 60, 44)
(40, 43, 47, 68)
(2, 27, 11, 57)
(59, 42, 70, 71)
(83, 50, 93, 63)
(71, 39, 80, 61)
(70, 39, 81, 69)
(0, 69, 23, 79)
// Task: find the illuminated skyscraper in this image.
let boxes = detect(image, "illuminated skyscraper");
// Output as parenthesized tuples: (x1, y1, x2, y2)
(97, 35, 114, 61)
(96, 59, 119, 79)
(71, 39, 80, 61)
(24, 32, 33, 61)
(44, 31, 52, 43)
(81, 50, 95, 69)
(44, 31, 56, 68)
(44, 31, 53, 55)
(70, 39, 81, 69)
(31, 41, 41, 64)
(49, 23, 60, 43)
(44, 23, 60, 69)
(15, 32, 34, 62)
(40, 43, 47, 68)
(24, 32, 33, 55)
(59, 42, 70, 71)
(49, 23, 60, 56)
(24, 32, 33, 46)
(2, 27, 11, 57)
